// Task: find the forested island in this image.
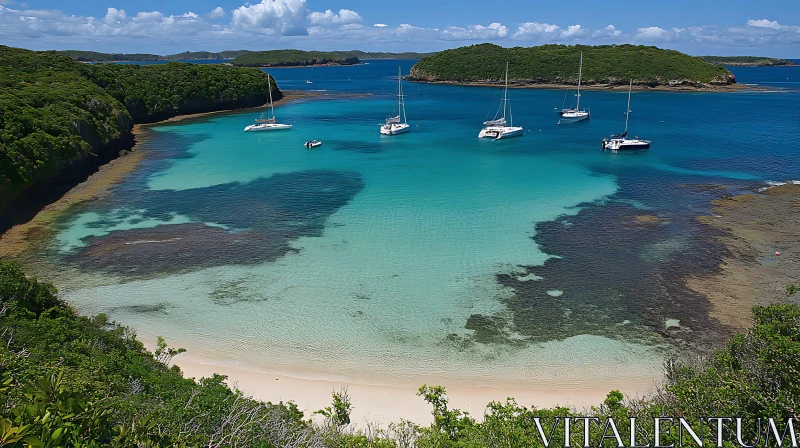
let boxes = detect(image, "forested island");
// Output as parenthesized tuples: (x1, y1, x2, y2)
(231, 50, 361, 67)
(698, 56, 797, 66)
(58, 50, 253, 62)
(58, 49, 430, 64)
(1, 260, 798, 446)
(409, 43, 737, 90)
(0, 46, 278, 221)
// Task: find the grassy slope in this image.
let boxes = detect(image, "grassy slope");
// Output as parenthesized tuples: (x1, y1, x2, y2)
(410, 43, 735, 86)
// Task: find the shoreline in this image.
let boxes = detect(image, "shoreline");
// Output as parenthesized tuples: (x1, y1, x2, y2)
(0, 89, 318, 258)
(688, 183, 800, 329)
(166, 350, 659, 426)
(407, 79, 750, 92)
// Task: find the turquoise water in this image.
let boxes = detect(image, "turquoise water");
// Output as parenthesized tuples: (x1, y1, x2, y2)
(40, 60, 800, 388)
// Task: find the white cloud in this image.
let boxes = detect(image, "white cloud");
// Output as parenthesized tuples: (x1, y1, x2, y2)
(561, 24, 585, 38)
(207, 6, 226, 19)
(0, 3, 797, 54)
(308, 8, 361, 26)
(230, 0, 308, 36)
(442, 22, 508, 40)
(132, 11, 163, 22)
(746, 19, 782, 30)
(104, 7, 127, 25)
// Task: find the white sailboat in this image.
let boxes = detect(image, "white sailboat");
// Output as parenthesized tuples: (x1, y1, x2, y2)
(380, 67, 410, 135)
(478, 62, 524, 140)
(559, 52, 590, 124)
(244, 77, 291, 132)
(601, 79, 651, 151)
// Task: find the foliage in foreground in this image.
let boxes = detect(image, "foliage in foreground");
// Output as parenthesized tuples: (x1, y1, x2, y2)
(2, 260, 799, 447)
(409, 43, 734, 86)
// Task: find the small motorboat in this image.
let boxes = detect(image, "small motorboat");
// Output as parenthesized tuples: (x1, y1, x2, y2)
(304, 140, 322, 148)
(306, 80, 313, 84)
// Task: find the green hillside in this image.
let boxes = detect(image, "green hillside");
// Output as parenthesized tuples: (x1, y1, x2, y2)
(409, 43, 735, 87)
(0, 46, 278, 211)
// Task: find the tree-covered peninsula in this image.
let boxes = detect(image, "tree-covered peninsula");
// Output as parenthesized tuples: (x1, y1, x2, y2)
(699, 56, 797, 66)
(0, 46, 278, 215)
(231, 50, 361, 67)
(409, 43, 736, 89)
(1, 260, 799, 446)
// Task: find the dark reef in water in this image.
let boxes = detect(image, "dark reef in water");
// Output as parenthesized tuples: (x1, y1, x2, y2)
(470, 164, 763, 353)
(65, 170, 364, 278)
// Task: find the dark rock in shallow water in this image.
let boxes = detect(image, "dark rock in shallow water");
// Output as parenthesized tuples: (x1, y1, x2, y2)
(67, 170, 364, 278)
(494, 200, 733, 353)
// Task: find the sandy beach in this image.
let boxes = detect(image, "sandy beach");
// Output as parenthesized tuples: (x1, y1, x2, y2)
(169, 352, 659, 426)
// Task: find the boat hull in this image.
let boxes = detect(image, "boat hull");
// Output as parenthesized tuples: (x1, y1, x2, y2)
(478, 126, 524, 140)
(380, 123, 410, 135)
(244, 123, 292, 132)
(601, 138, 650, 151)
(558, 111, 590, 124)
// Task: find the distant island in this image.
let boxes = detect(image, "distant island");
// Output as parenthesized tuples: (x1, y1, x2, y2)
(230, 50, 432, 67)
(58, 49, 253, 62)
(58, 49, 430, 63)
(0, 45, 278, 221)
(231, 50, 361, 67)
(698, 56, 797, 66)
(409, 43, 737, 90)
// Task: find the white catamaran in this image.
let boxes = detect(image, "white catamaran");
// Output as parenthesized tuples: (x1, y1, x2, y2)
(601, 79, 651, 151)
(478, 62, 524, 140)
(380, 67, 410, 135)
(559, 52, 590, 124)
(244, 77, 291, 132)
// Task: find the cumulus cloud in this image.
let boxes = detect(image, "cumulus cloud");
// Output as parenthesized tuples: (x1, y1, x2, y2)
(207, 6, 226, 19)
(1, 3, 798, 54)
(746, 19, 782, 30)
(308, 8, 361, 26)
(230, 0, 308, 35)
(442, 23, 508, 40)
(593, 24, 621, 38)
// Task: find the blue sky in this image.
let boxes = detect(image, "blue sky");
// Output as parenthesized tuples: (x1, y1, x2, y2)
(1, 0, 798, 56)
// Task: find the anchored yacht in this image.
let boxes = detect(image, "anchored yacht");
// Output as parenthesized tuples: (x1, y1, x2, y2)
(601, 80, 651, 151)
(479, 62, 524, 140)
(244, 76, 291, 132)
(380, 67, 410, 135)
(559, 52, 590, 124)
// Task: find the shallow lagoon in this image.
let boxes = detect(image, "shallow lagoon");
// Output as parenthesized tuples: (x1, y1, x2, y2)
(38, 60, 800, 389)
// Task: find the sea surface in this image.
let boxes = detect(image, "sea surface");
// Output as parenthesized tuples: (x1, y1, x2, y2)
(27, 60, 800, 389)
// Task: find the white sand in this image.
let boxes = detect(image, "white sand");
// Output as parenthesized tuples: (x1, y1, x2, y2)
(172, 353, 661, 427)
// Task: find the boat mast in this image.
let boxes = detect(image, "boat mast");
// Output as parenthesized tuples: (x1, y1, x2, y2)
(503, 62, 509, 123)
(268, 75, 275, 119)
(398, 67, 407, 125)
(625, 78, 632, 133)
(576, 52, 583, 111)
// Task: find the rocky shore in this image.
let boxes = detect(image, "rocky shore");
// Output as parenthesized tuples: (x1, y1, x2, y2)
(688, 183, 800, 329)
(406, 78, 747, 92)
